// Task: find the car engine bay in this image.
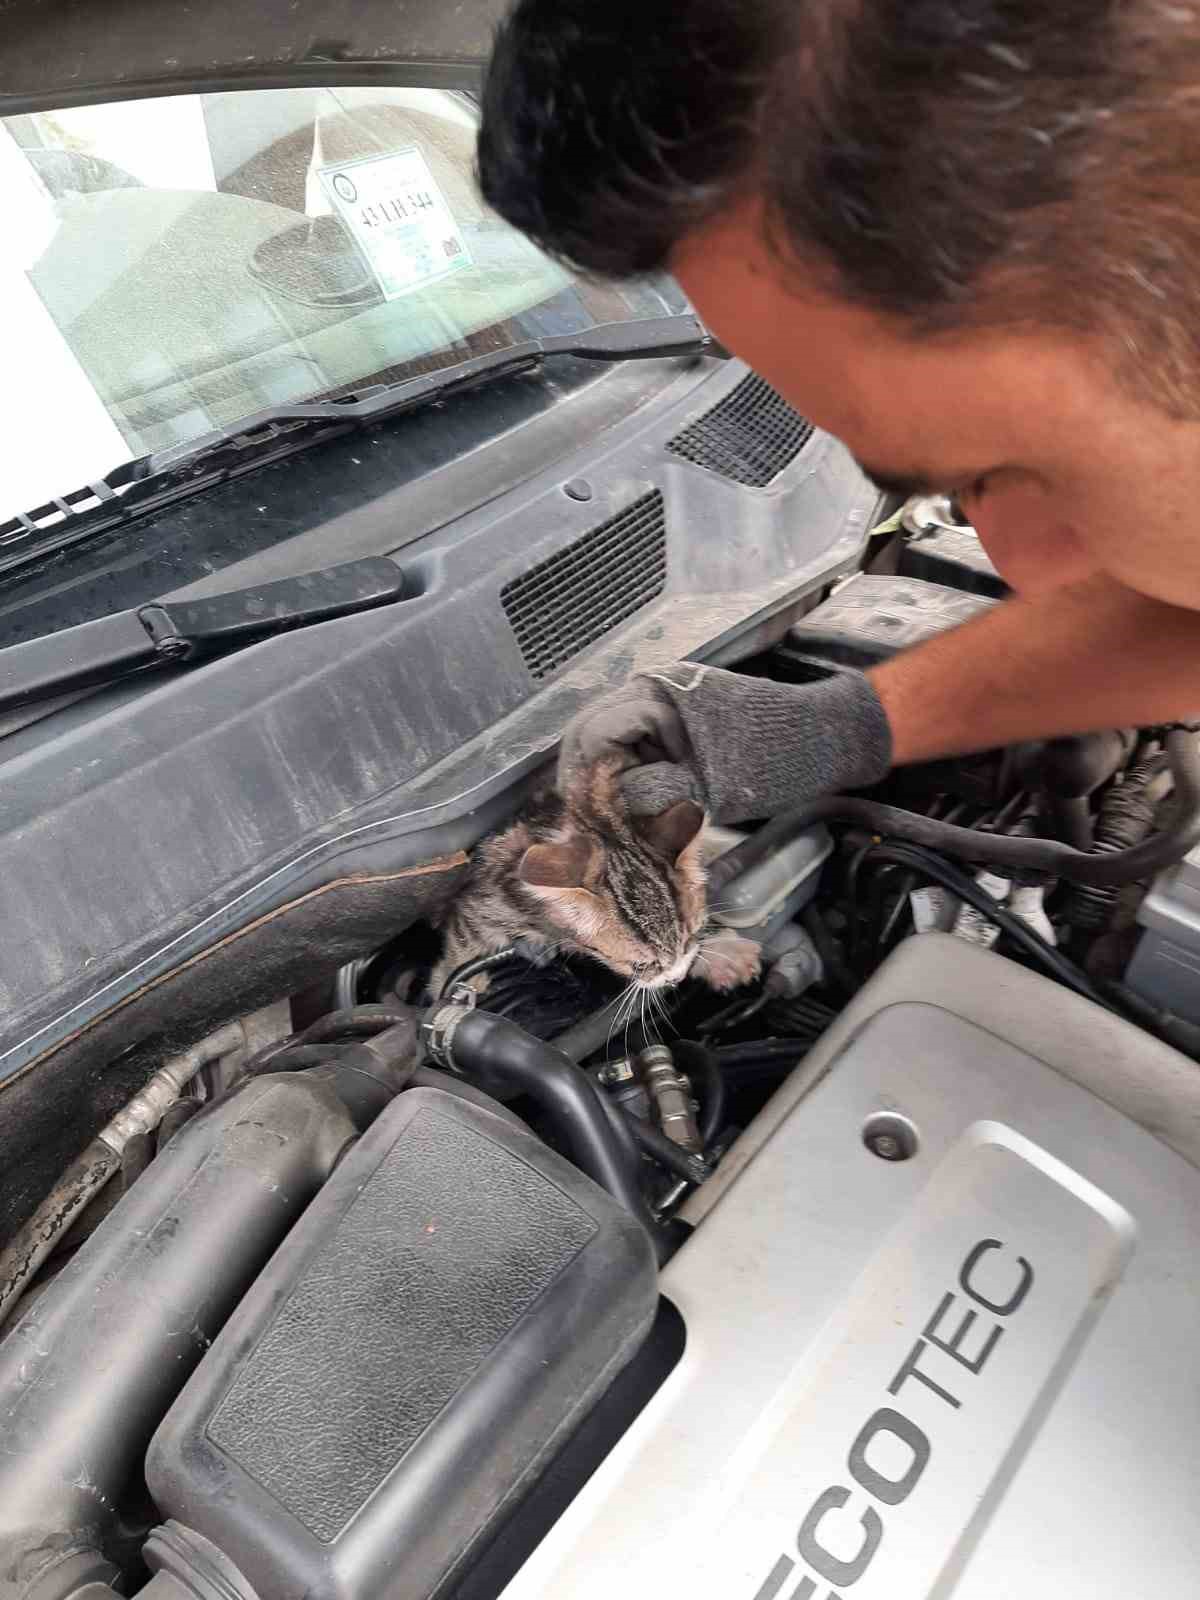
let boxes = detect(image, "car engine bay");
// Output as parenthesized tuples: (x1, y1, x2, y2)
(4, 482, 1200, 1599)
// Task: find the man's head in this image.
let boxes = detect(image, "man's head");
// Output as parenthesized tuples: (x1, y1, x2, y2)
(478, 1, 1200, 608)
(479, 0, 1200, 413)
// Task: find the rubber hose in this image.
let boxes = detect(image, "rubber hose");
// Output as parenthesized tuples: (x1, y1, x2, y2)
(437, 946, 520, 1000)
(237, 1004, 417, 1076)
(620, 1110, 713, 1187)
(673, 1040, 726, 1149)
(1051, 793, 1094, 852)
(1066, 753, 1171, 929)
(800, 904, 856, 997)
(552, 997, 651, 1064)
(254, 1037, 529, 1135)
(0, 1021, 248, 1333)
(708, 729, 1200, 892)
(294, 1003, 417, 1045)
(0, 1071, 355, 1595)
(598, 1088, 652, 1172)
(439, 1009, 664, 1257)
(860, 841, 1117, 1010)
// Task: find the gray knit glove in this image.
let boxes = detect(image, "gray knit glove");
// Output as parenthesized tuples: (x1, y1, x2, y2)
(559, 663, 892, 824)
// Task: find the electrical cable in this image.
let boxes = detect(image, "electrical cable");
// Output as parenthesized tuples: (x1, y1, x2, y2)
(859, 841, 1117, 1010)
(708, 728, 1200, 892)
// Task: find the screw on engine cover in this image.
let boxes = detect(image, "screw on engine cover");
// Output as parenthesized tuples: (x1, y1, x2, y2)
(862, 1111, 919, 1162)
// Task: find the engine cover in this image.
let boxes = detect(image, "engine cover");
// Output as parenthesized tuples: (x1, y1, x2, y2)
(503, 933, 1200, 1598)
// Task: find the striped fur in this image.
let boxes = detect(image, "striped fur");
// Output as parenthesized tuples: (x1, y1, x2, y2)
(431, 759, 712, 999)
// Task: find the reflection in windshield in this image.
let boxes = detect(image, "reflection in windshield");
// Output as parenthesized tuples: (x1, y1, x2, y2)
(0, 87, 678, 521)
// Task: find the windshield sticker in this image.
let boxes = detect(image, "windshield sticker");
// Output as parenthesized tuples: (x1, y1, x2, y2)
(319, 148, 472, 300)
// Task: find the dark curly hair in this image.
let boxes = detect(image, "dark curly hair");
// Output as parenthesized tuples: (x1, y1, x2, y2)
(478, 0, 1200, 414)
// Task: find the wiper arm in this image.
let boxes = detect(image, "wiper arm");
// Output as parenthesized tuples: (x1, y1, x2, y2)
(0, 557, 407, 717)
(134, 313, 713, 487)
(0, 314, 713, 587)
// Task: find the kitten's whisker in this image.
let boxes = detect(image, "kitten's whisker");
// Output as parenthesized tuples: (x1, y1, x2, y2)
(606, 982, 637, 1056)
(647, 985, 665, 1038)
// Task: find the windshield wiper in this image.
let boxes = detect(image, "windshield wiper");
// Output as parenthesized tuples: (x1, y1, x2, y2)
(0, 557, 408, 717)
(138, 312, 713, 486)
(0, 313, 714, 584)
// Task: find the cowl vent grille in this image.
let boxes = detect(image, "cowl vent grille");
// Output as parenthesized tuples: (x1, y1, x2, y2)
(666, 373, 815, 487)
(502, 490, 667, 680)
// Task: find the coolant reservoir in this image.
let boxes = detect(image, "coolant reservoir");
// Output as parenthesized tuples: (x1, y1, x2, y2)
(704, 823, 833, 941)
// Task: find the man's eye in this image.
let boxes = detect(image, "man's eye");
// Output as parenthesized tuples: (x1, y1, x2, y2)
(949, 478, 989, 522)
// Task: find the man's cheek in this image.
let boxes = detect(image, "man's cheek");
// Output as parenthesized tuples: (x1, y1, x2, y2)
(972, 508, 1099, 596)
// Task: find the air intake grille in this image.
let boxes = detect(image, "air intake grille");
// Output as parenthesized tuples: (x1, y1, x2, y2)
(666, 373, 815, 487)
(502, 490, 667, 680)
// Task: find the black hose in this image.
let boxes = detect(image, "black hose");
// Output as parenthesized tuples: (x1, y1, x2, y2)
(551, 991, 669, 1063)
(438, 1008, 664, 1257)
(620, 1111, 713, 1186)
(551, 996, 636, 1063)
(1051, 793, 1094, 852)
(717, 1039, 818, 1067)
(860, 842, 1117, 1010)
(252, 1034, 530, 1134)
(708, 728, 1200, 891)
(294, 1004, 417, 1044)
(696, 990, 769, 1038)
(801, 904, 855, 997)
(0, 1071, 355, 1587)
(438, 946, 520, 1000)
(250, 1044, 348, 1072)
(1065, 749, 1171, 929)
(238, 1004, 417, 1076)
(673, 1040, 726, 1148)
(248, 1019, 421, 1129)
(598, 1089, 653, 1173)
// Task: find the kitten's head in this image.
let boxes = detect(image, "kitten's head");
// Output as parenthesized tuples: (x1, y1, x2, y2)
(516, 761, 707, 988)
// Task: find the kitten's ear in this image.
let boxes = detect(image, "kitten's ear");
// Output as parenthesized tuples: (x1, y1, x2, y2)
(518, 840, 595, 890)
(634, 800, 705, 860)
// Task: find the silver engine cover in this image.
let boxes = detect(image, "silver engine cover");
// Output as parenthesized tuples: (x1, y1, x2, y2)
(504, 933, 1200, 1598)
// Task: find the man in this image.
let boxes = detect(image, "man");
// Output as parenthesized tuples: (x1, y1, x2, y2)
(476, 0, 1200, 824)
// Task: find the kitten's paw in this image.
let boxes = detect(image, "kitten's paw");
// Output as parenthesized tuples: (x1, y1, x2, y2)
(694, 932, 762, 993)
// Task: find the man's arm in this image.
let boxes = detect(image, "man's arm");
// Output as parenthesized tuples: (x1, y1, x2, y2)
(558, 573, 1200, 823)
(871, 573, 1200, 764)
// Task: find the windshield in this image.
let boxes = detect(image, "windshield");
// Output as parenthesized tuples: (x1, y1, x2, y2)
(0, 87, 680, 524)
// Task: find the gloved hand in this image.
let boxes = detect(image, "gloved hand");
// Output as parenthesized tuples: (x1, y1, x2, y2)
(558, 662, 893, 824)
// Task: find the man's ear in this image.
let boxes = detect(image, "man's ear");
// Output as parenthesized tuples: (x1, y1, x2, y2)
(518, 840, 595, 889)
(634, 800, 705, 860)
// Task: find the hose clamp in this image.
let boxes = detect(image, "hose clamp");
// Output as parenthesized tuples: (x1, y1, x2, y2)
(421, 997, 474, 1071)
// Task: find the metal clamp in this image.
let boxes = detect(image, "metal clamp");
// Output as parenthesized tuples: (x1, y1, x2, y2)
(421, 999, 474, 1071)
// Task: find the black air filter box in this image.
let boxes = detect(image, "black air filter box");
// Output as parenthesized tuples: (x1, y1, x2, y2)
(898, 522, 1009, 598)
(776, 571, 997, 672)
(145, 1086, 656, 1600)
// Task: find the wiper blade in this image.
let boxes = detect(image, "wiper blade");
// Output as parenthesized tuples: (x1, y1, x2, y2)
(136, 313, 712, 484)
(0, 556, 407, 717)
(0, 313, 712, 586)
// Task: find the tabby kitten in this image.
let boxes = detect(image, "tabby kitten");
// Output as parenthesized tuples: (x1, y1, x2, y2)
(431, 759, 761, 999)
